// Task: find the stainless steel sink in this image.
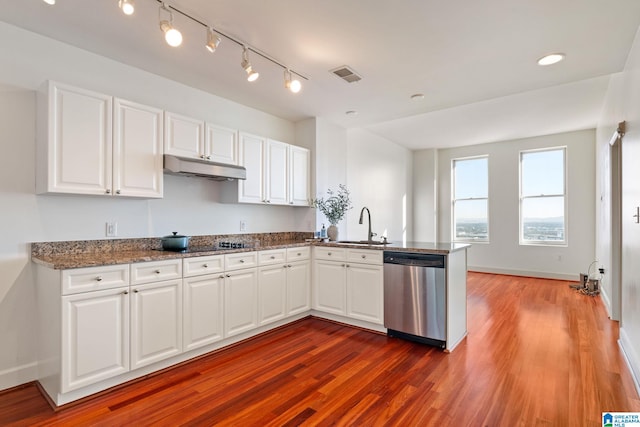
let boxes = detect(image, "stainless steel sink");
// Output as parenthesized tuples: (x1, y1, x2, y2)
(335, 240, 389, 245)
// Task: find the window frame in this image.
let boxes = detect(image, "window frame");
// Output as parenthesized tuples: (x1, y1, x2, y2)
(518, 146, 568, 246)
(451, 155, 490, 243)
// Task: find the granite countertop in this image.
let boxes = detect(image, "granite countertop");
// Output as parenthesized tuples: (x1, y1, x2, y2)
(31, 232, 470, 270)
(316, 241, 470, 254)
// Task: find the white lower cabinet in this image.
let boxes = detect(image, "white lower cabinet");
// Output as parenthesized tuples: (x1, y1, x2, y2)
(313, 248, 384, 325)
(61, 287, 130, 393)
(258, 265, 287, 325)
(224, 268, 258, 337)
(286, 261, 311, 315)
(183, 274, 225, 352)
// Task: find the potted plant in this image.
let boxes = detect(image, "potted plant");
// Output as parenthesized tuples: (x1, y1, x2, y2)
(312, 184, 353, 241)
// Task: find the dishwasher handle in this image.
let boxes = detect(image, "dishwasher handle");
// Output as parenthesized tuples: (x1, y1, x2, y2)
(383, 251, 445, 268)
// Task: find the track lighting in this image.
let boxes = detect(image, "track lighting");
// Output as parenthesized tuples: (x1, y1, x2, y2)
(241, 47, 259, 82)
(284, 69, 301, 93)
(119, 0, 134, 16)
(159, 3, 182, 47)
(205, 28, 221, 53)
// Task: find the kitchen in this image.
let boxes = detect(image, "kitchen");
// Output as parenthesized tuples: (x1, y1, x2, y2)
(2, 0, 640, 424)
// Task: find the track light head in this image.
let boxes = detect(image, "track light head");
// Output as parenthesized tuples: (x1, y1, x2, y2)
(205, 28, 221, 53)
(284, 69, 302, 93)
(119, 0, 134, 15)
(159, 3, 182, 47)
(241, 47, 259, 82)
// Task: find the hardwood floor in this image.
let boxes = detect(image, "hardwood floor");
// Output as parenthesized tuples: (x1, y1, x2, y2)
(2, 272, 639, 426)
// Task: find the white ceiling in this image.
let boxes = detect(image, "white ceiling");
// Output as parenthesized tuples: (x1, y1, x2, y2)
(2, 0, 640, 149)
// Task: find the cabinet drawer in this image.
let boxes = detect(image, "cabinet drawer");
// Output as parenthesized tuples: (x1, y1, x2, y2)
(314, 246, 346, 261)
(62, 264, 130, 295)
(287, 246, 310, 262)
(346, 249, 383, 265)
(225, 251, 258, 271)
(258, 249, 287, 266)
(130, 259, 182, 285)
(183, 255, 225, 277)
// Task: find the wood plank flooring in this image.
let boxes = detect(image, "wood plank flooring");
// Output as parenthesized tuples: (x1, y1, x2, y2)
(2, 272, 639, 426)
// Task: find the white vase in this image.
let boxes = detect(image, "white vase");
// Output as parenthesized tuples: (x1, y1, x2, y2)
(327, 224, 339, 241)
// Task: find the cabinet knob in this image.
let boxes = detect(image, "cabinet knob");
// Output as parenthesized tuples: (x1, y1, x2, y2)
(154, 270, 161, 274)
(270, 256, 275, 259)
(123, 290, 129, 295)
(361, 255, 366, 259)
(297, 253, 301, 256)
(288, 264, 292, 268)
(95, 276, 103, 282)
(346, 264, 350, 268)
(203, 264, 209, 268)
(239, 259, 245, 263)
(328, 252, 332, 256)
(289, 202, 293, 205)
(105, 189, 111, 194)
(133, 289, 139, 293)
(341, 264, 346, 267)
(206, 155, 211, 160)
(116, 189, 121, 195)
(200, 154, 206, 159)
(219, 274, 225, 279)
(226, 274, 231, 278)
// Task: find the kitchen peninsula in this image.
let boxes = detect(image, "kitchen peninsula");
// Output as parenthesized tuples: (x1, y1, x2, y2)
(31, 233, 468, 407)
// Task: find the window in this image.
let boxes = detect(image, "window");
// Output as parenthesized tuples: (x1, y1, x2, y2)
(452, 156, 489, 242)
(519, 147, 566, 245)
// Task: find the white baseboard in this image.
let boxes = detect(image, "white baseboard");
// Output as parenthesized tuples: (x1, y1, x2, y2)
(619, 327, 640, 398)
(468, 265, 577, 281)
(600, 286, 613, 319)
(0, 361, 37, 391)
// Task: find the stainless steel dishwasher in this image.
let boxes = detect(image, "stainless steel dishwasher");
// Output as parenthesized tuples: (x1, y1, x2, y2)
(383, 251, 446, 348)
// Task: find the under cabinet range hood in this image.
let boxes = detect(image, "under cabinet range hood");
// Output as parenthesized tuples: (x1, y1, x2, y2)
(163, 155, 246, 181)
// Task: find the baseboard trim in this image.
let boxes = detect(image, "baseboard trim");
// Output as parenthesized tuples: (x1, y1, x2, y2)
(0, 361, 37, 392)
(600, 286, 613, 319)
(619, 327, 640, 398)
(468, 266, 577, 281)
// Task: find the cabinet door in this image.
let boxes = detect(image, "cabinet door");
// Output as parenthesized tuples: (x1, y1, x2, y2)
(313, 260, 346, 315)
(206, 124, 238, 165)
(164, 111, 204, 159)
(183, 274, 224, 351)
(287, 261, 310, 315)
(61, 287, 129, 393)
(224, 269, 258, 337)
(289, 145, 310, 206)
(237, 133, 265, 203)
(113, 99, 163, 198)
(258, 265, 287, 325)
(130, 279, 183, 369)
(346, 263, 384, 324)
(42, 82, 112, 195)
(265, 139, 289, 205)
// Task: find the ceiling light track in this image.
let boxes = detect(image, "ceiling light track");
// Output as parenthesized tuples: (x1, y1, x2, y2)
(151, 0, 307, 83)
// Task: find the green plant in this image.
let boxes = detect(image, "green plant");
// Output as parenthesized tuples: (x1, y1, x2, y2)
(312, 184, 353, 226)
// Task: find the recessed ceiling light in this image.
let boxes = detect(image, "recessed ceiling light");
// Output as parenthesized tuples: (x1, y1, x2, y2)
(42, 0, 55, 4)
(411, 93, 425, 100)
(345, 110, 358, 116)
(537, 53, 565, 66)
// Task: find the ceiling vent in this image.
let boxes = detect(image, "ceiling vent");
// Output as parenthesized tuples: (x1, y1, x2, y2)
(330, 66, 362, 83)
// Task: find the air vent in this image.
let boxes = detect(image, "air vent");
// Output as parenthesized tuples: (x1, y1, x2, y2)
(330, 66, 362, 83)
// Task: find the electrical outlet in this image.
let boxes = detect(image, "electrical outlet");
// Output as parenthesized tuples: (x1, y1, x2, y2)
(106, 221, 118, 237)
(240, 220, 247, 232)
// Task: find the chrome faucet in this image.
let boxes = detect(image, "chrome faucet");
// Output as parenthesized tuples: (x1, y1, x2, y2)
(358, 206, 377, 242)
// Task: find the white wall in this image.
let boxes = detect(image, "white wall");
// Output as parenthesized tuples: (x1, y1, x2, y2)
(413, 149, 438, 242)
(345, 129, 413, 243)
(435, 130, 596, 280)
(0, 22, 312, 390)
(596, 25, 640, 395)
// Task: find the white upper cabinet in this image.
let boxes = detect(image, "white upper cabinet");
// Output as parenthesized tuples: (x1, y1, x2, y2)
(265, 139, 289, 205)
(37, 81, 163, 198)
(164, 111, 205, 160)
(289, 145, 310, 206)
(206, 124, 238, 165)
(37, 81, 113, 195)
(113, 99, 163, 198)
(232, 133, 310, 206)
(237, 132, 266, 204)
